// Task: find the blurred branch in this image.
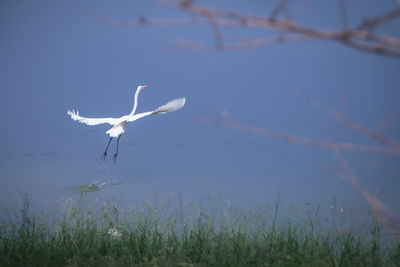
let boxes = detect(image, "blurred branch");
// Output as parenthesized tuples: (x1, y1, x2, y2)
(153, 0, 400, 57)
(376, 113, 398, 133)
(85, 0, 400, 57)
(295, 90, 400, 148)
(357, 8, 400, 31)
(210, 91, 400, 239)
(208, 16, 224, 50)
(269, 0, 291, 21)
(333, 149, 400, 241)
(218, 114, 400, 156)
(173, 35, 307, 51)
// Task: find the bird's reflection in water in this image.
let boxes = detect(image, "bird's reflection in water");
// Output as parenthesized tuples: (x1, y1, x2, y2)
(68, 180, 121, 193)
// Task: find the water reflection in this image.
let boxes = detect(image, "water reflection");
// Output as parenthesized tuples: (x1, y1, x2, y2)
(68, 180, 121, 193)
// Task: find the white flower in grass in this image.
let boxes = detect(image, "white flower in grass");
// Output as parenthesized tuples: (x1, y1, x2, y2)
(108, 228, 122, 239)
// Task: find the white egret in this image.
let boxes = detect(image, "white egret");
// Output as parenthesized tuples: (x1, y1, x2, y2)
(67, 85, 185, 161)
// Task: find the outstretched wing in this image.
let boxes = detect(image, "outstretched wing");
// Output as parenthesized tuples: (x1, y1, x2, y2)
(153, 98, 186, 114)
(67, 110, 118, 126)
(126, 98, 186, 123)
(127, 111, 154, 122)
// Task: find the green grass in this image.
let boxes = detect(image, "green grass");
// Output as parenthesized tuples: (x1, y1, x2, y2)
(0, 194, 399, 266)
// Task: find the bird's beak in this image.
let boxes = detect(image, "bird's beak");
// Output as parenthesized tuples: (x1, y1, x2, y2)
(142, 85, 148, 88)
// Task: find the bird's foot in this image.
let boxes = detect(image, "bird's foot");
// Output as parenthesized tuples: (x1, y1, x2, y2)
(113, 153, 118, 163)
(101, 152, 107, 161)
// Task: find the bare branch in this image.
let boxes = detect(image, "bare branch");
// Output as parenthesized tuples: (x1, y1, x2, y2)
(173, 34, 308, 51)
(357, 7, 400, 31)
(269, 0, 290, 21)
(218, 114, 400, 156)
(212, 108, 400, 239)
(212, 89, 400, 239)
(333, 150, 400, 241)
(157, 1, 400, 57)
(296, 90, 400, 148)
(82, 11, 235, 27)
(86, 0, 400, 57)
(206, 15, 224, 50)
(376, 113, 398, 133)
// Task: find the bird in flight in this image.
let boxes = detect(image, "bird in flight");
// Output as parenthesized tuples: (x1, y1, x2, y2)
(67, 85, 185, 161)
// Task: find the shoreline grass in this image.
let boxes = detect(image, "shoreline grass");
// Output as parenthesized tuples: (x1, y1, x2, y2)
(0, 194, 399, 266)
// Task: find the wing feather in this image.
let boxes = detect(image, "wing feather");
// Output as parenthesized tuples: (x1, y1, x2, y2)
(126, 98, 186, 123)
(126, 111, 153, 122)
(153, 98, 186, 114)
(67, 110, 118, 126)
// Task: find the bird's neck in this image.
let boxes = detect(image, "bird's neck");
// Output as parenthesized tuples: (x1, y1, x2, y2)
(129, 88, 141, 116)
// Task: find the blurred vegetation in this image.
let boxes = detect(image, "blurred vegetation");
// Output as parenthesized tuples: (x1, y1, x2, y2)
(0, 194, 399, 266)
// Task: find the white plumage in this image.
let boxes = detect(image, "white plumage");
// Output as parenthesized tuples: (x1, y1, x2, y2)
(67, 85, 185, 161)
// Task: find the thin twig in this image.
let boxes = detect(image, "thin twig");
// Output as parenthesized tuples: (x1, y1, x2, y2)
(376, 113, 398, 133)
(296, 90, 400, 148)
(173, 34, 308, 51)
(357, 8, 400, 31)
(332, 149, 400, 241)
(269, 0, 290, 21)
(157, 0, 400, 57)
(219, 115, 400, 156)
(85, 2, 400, 57)
(207, 15, 224, 50)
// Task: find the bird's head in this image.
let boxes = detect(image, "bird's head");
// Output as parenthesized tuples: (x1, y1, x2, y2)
(133, 85, 147, 99)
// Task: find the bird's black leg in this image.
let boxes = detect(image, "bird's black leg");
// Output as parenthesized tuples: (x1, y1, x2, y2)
(113, 135, 122, 162)
(102, 137, 112, 161)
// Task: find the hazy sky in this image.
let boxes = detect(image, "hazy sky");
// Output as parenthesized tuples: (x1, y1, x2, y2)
(0, 0, 399, 214)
